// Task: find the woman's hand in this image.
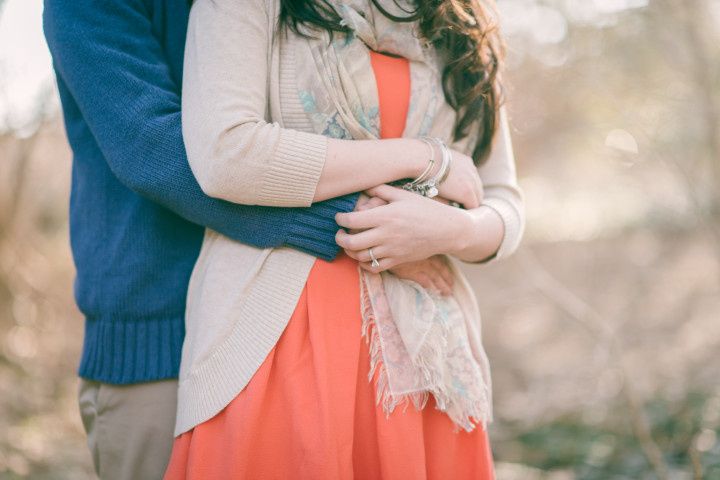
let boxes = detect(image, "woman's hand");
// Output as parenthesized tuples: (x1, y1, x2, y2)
(353, 192, 388, 212)
(436, 148, 484, 210)
(388, 256, 454, 296)
(336, 185, 471, 272)
(348, 191, 457, 292)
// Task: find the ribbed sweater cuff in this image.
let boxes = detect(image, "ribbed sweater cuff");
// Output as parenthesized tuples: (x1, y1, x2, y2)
(284, 193, 360, 261)
(78, 315, 185, 384)
(481, 196, 524, 263)
(258, 130, 328, 207)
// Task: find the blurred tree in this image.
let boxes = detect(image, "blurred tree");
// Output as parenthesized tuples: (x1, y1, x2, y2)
(0, 0, 717, 478)
(491, 1, 720, 478)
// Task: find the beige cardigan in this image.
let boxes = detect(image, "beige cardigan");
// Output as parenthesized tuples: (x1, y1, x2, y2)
(176, 0, 525, 435)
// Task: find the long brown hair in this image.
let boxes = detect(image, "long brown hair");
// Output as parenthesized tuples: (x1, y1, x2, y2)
(279, 0, 504, 166)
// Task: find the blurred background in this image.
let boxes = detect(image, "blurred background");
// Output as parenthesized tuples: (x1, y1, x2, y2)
(0, 0, 718, 478)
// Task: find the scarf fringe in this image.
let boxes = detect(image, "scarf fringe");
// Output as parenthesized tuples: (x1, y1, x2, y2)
(359, 270, 493, 433)
(360, 286, 430, 415)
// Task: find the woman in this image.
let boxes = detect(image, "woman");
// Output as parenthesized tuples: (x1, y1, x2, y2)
(165, 0, 524, 478)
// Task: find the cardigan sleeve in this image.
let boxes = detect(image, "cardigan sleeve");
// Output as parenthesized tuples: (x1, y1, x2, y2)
(475, 107, 526, 262)
(43, 0, 358, 260)
(183, 0, 332, 207)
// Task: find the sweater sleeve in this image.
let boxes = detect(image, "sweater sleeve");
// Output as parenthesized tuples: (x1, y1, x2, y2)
(42, 0, 358, 260)
(475, 107, 526, 263)
(182, 0, 332, 207)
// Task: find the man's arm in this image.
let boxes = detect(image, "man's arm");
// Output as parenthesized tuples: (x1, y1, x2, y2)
(43, 0, 358, 260)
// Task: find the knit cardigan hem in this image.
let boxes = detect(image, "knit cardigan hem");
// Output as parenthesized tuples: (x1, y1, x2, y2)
(175, 248, 316, 436)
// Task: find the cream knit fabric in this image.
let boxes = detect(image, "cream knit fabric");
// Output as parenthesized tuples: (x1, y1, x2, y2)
(176, 0, 524, 436)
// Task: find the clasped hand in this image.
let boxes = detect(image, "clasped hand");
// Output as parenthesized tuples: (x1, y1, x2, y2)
(335, 146, 489, 296)
(336, 185, 475, 296)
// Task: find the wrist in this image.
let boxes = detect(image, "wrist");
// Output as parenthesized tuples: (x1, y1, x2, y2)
(404, 138, 433, 179)
(450, 205, 505, 262)
(445, 206, 476, 256)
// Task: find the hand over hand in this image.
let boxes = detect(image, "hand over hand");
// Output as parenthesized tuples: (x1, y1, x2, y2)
(437, 148, 484, 209)
(336, 185, 470, 272)
(388, 256, 454, 296)
(353, 192, 388, 212)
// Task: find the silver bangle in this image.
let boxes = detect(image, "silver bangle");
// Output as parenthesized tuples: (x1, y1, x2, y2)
(416, 137, 437, 184)
(415, 137, 450, 198)
(401, 137, 452, 199)
(435, 140, 452, 184)
(403, 138, 436, 191)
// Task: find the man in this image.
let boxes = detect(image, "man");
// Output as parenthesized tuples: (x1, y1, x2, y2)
(43, 1, 357, 478)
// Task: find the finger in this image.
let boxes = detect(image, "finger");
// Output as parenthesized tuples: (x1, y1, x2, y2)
(354, 193, 370, 210)
(412, 272, 438, 292)
(344, 244, 389, 263)
(472, 177, 483, 203)
(431, 256, 455, 288)
(364, 184, 413, 202)
(357, 196, 388, 211)
(358, 256, 396, 273)
(343, 248, 363, 262)
(335, 228, 384, 252)
(336, 207, 386, 230)
(432, 275, 453, 297)
(463, 190, 481, 210)
(425, 275, 446, 296)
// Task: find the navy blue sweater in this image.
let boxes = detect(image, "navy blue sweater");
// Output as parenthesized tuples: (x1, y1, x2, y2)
(43, 0, 358, 384)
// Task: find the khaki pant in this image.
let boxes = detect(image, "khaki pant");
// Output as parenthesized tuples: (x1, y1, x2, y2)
(78, 379, 178, 480)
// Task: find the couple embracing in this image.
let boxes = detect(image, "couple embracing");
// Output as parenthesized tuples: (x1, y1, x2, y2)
(44, 0, 524, 478)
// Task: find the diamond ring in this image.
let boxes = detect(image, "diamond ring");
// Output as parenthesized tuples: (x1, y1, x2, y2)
(368, 247, 380, 268)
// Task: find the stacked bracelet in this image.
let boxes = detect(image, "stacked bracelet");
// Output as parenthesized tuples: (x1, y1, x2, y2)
(402, 137, 451, 199)
(403, 138, 436, 191)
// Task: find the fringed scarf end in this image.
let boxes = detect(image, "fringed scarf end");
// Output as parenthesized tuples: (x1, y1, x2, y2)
(359, 267, 493, 432)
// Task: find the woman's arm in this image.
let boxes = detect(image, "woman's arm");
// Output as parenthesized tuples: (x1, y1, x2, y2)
(43, 0, 356, 261)
(440, 106, 525, 263)
(336, 108, 525, 267)
(467, 106, 525, 262)
(184, 0, 483, 209)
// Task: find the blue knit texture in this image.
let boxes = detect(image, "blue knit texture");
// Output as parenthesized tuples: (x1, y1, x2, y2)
(43, 0, 358, 384)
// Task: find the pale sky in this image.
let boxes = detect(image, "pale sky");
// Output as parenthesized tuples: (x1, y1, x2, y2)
(0, 0, 55, 134)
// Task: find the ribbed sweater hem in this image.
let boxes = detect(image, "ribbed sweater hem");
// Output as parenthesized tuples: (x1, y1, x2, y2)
(78, 314, 185, 384)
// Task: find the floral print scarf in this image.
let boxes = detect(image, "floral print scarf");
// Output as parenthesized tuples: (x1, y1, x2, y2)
(291, 0, 492, 431)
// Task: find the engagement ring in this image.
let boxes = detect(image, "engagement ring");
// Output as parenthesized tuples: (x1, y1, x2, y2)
(368, 248, 380, 268)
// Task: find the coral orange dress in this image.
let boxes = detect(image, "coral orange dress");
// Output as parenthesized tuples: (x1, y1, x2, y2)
(164, 51, 496, 480)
